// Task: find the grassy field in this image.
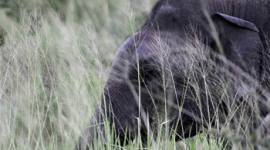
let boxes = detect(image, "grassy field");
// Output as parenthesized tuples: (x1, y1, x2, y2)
(0, 0, 152, 149)
(0, 0, 269, 150)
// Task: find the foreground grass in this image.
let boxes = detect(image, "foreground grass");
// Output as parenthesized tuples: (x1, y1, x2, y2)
(0, 1, 267, 150)
(0, 1, 135, 149)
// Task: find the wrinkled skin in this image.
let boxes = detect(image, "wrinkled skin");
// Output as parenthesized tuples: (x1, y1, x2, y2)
(76, 0, 270, 149)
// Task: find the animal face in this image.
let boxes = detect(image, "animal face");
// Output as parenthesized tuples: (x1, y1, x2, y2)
(76, 1, 270, 149)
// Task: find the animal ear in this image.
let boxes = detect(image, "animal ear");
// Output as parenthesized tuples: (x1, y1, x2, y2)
(212, 12, 259, 32)
(210, 12, 263, 84)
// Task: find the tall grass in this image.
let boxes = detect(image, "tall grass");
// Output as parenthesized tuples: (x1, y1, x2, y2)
(0, 0, 154, 149)
(0, 0, 269, 150)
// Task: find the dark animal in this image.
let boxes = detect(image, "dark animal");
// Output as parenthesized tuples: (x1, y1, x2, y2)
(76, 0, 270, 149)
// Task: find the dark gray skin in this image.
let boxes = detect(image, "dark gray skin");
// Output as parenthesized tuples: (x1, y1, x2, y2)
(76, 0, 270, 149)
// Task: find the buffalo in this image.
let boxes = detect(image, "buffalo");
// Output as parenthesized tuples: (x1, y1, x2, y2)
(76, 0, 270, 149)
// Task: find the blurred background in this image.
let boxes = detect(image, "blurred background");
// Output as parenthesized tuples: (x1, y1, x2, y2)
(0, 0, 156, 149)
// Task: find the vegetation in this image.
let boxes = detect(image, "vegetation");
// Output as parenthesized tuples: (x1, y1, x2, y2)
(0, 0, 153, 149)
(0, 0, 269, 150)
